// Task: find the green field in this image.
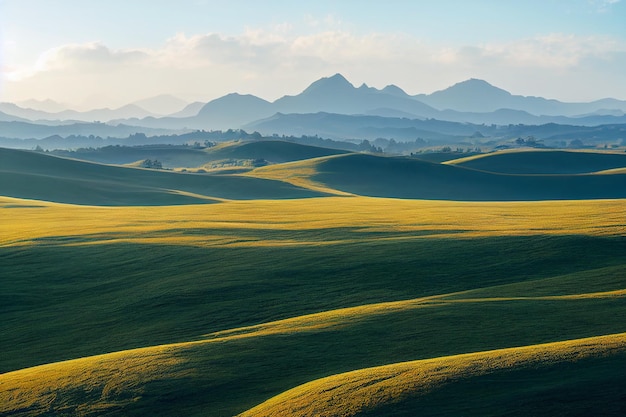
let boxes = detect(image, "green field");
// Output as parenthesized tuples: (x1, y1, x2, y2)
(49, 140, 349, 170)
(1, 145, 626, 416)
(447, 148, 626, 174)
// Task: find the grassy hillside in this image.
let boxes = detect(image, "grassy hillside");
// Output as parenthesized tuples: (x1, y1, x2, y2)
(446, 149, 626, 174)
(205, 140, 349, 163)
(0, 148, 325, 205)
(240, 333, 626, 417)
(49, 140, 348, 169)
(2, 145, 626, 416)
(247, 152, 626, 200)
(1, 196, 625, 416)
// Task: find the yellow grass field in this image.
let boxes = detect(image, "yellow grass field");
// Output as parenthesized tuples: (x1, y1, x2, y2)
(2, 196, 625, 248)
(2, 193, 625, 416)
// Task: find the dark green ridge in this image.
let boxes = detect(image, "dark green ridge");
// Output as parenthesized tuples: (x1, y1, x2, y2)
(313, 153, 626, 200)
(0, 147, 326, 205)
(452, 150, 626, 174)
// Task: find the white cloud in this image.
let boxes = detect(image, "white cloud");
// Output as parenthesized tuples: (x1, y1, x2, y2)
(6, 42, 148, 82)
(3, 27, 626, 106)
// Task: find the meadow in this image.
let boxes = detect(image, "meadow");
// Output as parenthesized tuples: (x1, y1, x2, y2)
(1, 145, 626, 416)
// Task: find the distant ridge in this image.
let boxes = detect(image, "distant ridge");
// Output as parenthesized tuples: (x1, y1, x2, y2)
(132, 94, 188, 115)
(416, 78, 626, 116)
(4, 73, 626, 135)
(415, 79, 512, 112)
(195, 93, 274, 129)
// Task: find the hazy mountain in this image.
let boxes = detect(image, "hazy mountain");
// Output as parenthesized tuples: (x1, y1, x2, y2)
(416, 79, 626, 116)
(16, 99, 69, 113)
(245, 112, 479, 141)
(0, 120, 187, 140)
(0, 103, 156, 122)
(0, 103, 54, 121)
(273, 73, 438, 117)
(59, 104, 156, 122)
(245, 111, 626, 147)
(132, 94, 188, 115)
(381, 84, 412, 98)
(7, 74, 626, 135)
(0, 110, 29, 123)
(574, 108, 625, 117)
(415, 79, 512, 113)
(365, 108, 421, 118)
(170, 101, 206, 118)
(194, 93, 274, 129)
(435, 108, 626, 126)
(67, 94, 274, 131)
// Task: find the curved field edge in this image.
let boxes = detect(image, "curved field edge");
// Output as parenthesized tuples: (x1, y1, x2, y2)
(444, 148, 626, 174)
(239, 332, 626, 417)
(1, 278, 624, 416)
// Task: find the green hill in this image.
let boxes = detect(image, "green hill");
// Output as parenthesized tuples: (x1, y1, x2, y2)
(0, 147, 325, 205)
(1, 197, 625, 416)
(205, 140, 349, 163)
(49, 140, 349, 169)
(240, 333, 626, 417)
(303, 153, 626, 200)
(447, 149, 626, 174)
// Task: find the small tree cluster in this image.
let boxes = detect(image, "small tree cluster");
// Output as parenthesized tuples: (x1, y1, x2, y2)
(141, 159, 163, 169)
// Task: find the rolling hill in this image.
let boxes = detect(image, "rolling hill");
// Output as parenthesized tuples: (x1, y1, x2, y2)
(248, 152, 626, 200)
(446, 149, 626, 174)
(2, 141, 626, 416)
(0, 148, 325, 205)
(240, 333, 626, 417)
(1, 196, 625, 416)
(48, 140, 350, 169)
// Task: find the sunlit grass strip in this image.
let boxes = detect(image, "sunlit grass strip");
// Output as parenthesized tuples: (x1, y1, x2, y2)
(238, 332, 626, 417)
(1, 284, 624, 415)
(1, 196, 625, 248)
(594, 167, 626, 175)
(243, 155, 354, 195)
(444, 148, 626, 166)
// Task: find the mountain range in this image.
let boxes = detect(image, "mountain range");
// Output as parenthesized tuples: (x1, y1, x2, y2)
(3, 74, 626, 127)
(2, 74, 626, 147)
(111, 74, 626, 130)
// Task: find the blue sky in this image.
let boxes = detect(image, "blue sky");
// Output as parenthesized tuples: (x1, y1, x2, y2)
(1, 0, 625, 108)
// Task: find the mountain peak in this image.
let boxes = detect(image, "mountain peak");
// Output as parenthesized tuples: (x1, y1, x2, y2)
(301, 73, 355, 95)
(382, 84, 409, 98)
(440, 78, 511, 98)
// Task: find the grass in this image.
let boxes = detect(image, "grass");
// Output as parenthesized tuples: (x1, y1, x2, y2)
(49, 140, 348, 168)
(248, 152, 626, 200)
(2, 270, 625, 416)
(3, 196, 624, 248)
(0, 148, 325, 205)
(2, 145, 626, 416)
(1, 195, 626, 416)
(239, 333, 626, 417)
(445, 148, 626, 174)
(309, 153, 626, 200)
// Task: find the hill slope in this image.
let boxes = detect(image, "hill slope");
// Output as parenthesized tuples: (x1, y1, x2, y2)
(240, 333, 626, 417)
(1, 196, 625, 415)
(0, 148, 325, 205)
(446, 149, 626, 174)
(249, 152, 626, 200)
(49, 140, 349, 169)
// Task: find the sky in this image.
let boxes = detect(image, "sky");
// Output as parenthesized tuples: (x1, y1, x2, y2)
(1, 0, 625, 109)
